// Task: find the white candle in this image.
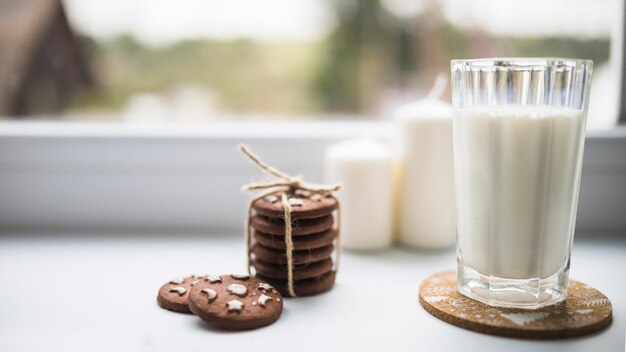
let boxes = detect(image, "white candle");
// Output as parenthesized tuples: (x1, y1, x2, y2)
(394, 96, 456, 248)
(324, 139, 394, 250)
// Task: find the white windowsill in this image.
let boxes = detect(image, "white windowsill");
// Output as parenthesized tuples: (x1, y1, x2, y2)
(0, 232, 623, 351)
(0, 121, 624, 234)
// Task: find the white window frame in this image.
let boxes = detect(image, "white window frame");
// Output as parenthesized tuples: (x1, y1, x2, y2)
(0, 120, 624, 236)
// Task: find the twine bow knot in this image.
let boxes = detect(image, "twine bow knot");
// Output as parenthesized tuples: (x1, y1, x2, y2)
(239, 144, 342, 297)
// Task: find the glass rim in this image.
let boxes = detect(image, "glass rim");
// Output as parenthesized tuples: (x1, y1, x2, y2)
(451, 57, 593, 70)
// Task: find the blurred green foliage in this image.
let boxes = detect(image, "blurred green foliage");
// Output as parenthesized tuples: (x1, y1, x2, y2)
(71, 35, 323, 115)
(312, 0, 402, 113)
(70, 3, 610, 117)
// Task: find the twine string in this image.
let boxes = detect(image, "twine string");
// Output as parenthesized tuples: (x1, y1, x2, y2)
(281, 193, 297, 297)
(240, 144, 292, 181)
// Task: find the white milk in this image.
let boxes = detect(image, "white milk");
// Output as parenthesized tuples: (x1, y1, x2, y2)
(454, 106, 585, 279)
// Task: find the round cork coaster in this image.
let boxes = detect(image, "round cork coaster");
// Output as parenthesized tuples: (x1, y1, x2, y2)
(419, 271, 612, 339)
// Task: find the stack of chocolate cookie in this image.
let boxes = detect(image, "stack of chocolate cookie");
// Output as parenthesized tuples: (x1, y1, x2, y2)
(249, 189, 338, 297)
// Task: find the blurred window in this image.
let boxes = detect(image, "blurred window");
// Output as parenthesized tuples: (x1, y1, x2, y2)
(0, 0, 621, 129)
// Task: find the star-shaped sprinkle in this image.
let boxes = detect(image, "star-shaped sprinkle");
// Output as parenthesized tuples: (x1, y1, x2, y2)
(258, 294, 272, 307)
(310, 194, 322, 202)
(227, 300, 244, 312)
(288, 198, 304, 206)
(264, 195, 278, 203)
(257, 283, 274, 291)
(231, 274, 250, 280)
(295, 190, 312, 197)
(201, 288, 218, 302)
(169, 286, 186, 296)
(207, 275, 222, 283)
(227, 283, 248, 297)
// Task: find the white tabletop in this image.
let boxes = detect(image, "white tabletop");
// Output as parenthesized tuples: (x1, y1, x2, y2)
(0, 233, 624, 352)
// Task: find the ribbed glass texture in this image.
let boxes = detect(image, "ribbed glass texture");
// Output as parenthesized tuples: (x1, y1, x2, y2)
(451, 58, 592, 309)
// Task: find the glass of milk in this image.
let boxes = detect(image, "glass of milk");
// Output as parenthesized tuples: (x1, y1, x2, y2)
(451, 58, 593, 309)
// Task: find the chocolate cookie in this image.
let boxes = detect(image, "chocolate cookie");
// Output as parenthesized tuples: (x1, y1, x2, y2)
(251, 243, 334, 265)
(253, 229, 336, 250)
(188, 274, 283, 330)
(251, 214, 334, 236)
(252, 191, 338, 220)
(157, 275, 207, 313)
(256, 271, 336, 297)
(253, 258, 333, 280)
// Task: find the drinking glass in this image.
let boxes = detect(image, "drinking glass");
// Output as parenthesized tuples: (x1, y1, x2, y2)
(451, 58, 593, 309)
